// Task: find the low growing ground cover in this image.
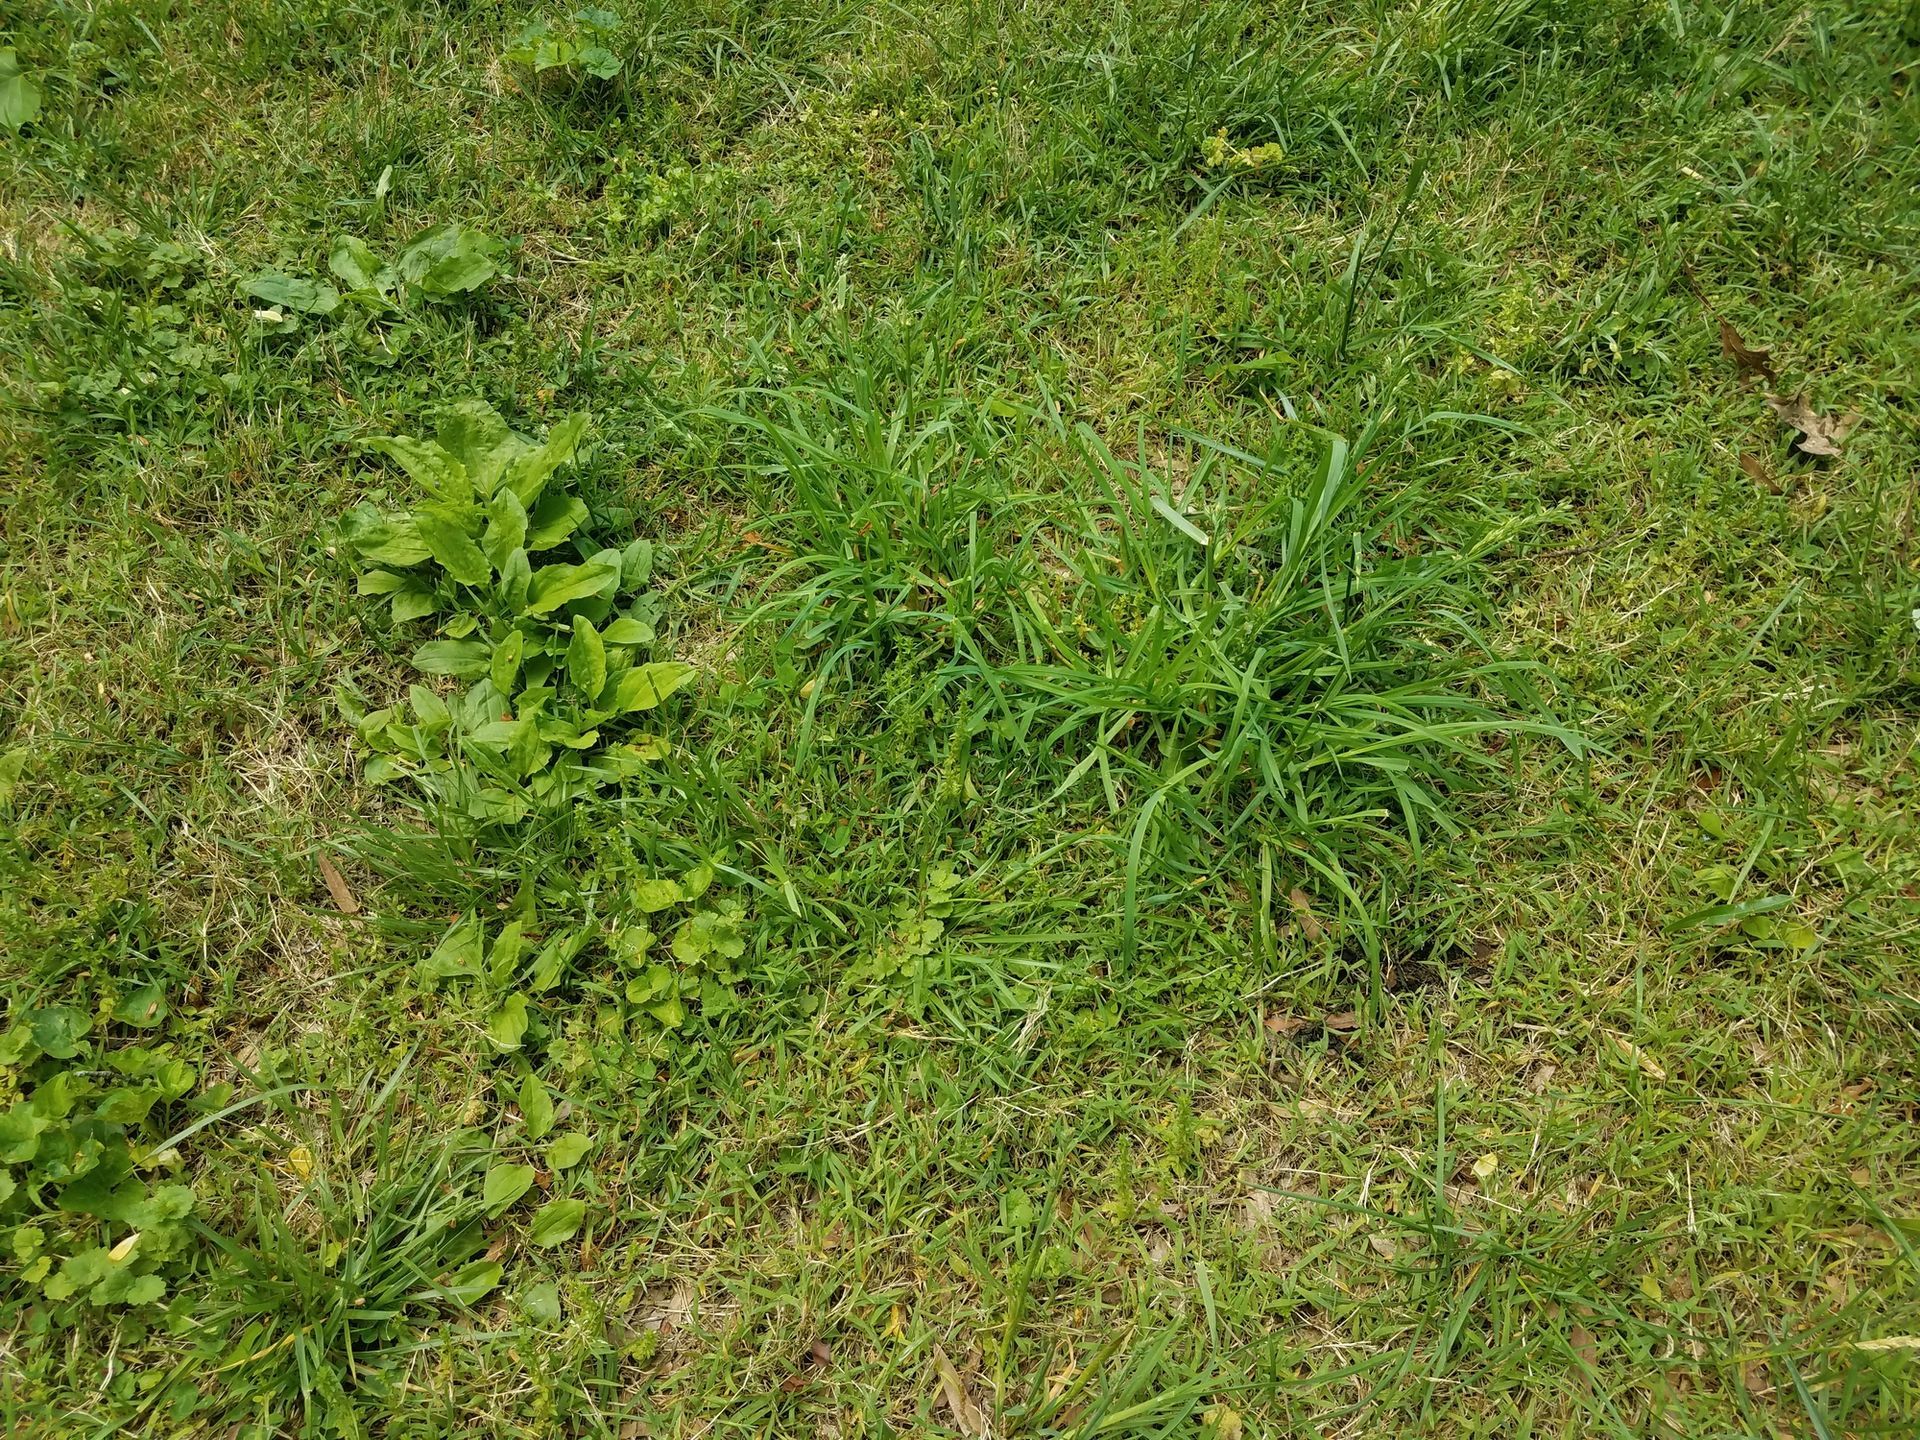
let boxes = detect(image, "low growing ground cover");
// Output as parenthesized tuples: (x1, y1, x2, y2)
(2, 1, 1917, 1435)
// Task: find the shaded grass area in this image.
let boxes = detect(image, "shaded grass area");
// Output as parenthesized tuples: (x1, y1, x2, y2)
(3, 0, 1918, 1435)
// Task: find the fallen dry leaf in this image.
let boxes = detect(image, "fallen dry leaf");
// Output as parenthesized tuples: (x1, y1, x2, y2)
(1323, 1010, 1360, 1032)
(1766, 393, 1861, 458)
(316, 852, 360, 915)
(931, 1345, 988, 1437)
(1606, 1032, 1667, 1081)
(1264, 1013, 1309, 1036)
(1738, 453, 1780, 493)
(1288, 887, 1323, 942)
(779, 1337, 833, 1390)
(1718, 319, 1774, 382)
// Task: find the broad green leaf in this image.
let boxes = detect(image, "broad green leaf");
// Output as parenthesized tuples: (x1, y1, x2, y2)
(601, 617, 654, 645)
(482, 1161, 536, 1217)
(528, 930, 583, 992)
(342, 505, 432, 566)
(397, 223, 501, 297)
(30, 1007, 91, 1060)
(577, 44, 621, 79)
(0, 1104, 50, 1163)
(1778, 920, 1819, 950)
(489, 919, 527, 985)
(410, 684, 451, 728)
(482, 488, 529, 569)
(503, 413, 591, 508)
(391, 587, 438, 623)
(112, 983, 168, 1028)
(620, 538, 653, 589)
(522, 1280, 562, 1323)
(328, 235, 394, 296)
(680, 859, 716, 898)
(519, 1072, 554, 1139)
(499, 547, 532, 611)
(126, 1185, 193, 1227)
(95, 1087, 160, 1125)
(524, 560, 620, 616)
(0, 49, 43, 132)
(439, 1258, 503, 1305)
(368, 436, 471, 505)
(490, 630, 524, 695)
(421, 914, 483, 980)
(413, 639, 491, 677)
(547, 1133, 593, 1170)
(243, 270, 340, 316)
(524, 493, 589, 551)
(610, 662, 694, 712)
(358, 568, 411, 595)
(487, 993, 529, 1050)
(437, 400, 530, 494)
(528, 1197, 586, 1247)
(566, 617, 607, 704)
(414, 505, 492, 586)
(633, 877, 684, 913)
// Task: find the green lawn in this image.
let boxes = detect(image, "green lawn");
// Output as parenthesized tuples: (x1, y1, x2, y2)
(3, 2, 1918, 1435)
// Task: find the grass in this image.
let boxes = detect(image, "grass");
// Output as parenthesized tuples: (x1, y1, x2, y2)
(3, 0, 1919, 1435)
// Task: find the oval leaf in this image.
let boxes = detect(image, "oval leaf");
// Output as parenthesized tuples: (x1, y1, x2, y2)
(528, 1197, 586, 1247)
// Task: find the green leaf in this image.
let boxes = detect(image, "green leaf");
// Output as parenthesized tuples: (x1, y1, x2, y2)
(482, 488, 529, 570)
(601, 617, 654, 645)
(342, 505, 432, 566)
(547, 1133, 593, 1170)
(392, 586, 439, 623)
(525, 560, 620, 616)
(414, 505, 492, 586)
(481, 1161, 536, 1217)
(1, 49, 44, 132)
(126, 1185, 194, 1227)
(439, 1258, 503, 1306)
(368, 436, 471, 505)
(397, 223, 501, 297)
(1664, 893, 1791, 933)
(1777, 920, 1819, 950)
(112, 983, 168, 1028)
(328, 235, 394, 296)
(0, 1104, 50, 1163)
(95, 1087, 160, 1125)
(437, 400, 528, 494)
(519, 1072, 554, 1139)
(566, 617, 607, 704)
(503, 413, 591, 509)
(528, 1197, 586, 1247)
(30, 1007, 91, 1060)
(421, 914, 483, 980)
(610, 662, 694, 713)
(487, 993, 530, 1050)
(489, 919, 527, 984)
(633, 877, 684, 913)
(499, 548, 532, 611)
(490, 630, 525, 695)
(680, 859, 716, 898)
(524, 493, 589, 551)
(413, 639, 492, 677)
(243, 270, 340, 315)
(619, 538, 654, 589)
(577, 44, 622, 79)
